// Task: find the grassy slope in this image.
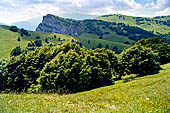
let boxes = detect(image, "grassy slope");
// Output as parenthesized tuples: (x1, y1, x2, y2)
(0, 25, 130, 58)
(96, 14, 170, 34)
(0, 25, 74, 59)
(75, 36, 130, 50)
(0, 63, 169, 113)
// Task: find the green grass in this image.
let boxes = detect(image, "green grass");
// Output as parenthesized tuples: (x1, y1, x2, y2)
(0, 26, 74, 59)
(75, 36, 130, 50)
(0, 63, 170, 113)
(96, 14, 170, 34)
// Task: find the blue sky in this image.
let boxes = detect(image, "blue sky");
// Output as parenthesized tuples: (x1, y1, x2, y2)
(0, 0, 170, 24)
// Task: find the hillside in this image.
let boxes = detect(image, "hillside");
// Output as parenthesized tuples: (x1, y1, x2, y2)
(0, 62, 169, 112)
(96, 14, 170, 34)
(36, 14, 170, 45)
(0, 25, 74, 58)
(0, 25, 129, 58)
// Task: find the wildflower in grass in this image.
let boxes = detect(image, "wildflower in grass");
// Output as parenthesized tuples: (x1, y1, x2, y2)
(47, 101, 51, 105)
(146, 97, 150, 100)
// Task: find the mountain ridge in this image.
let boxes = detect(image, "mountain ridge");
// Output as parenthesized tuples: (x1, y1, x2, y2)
(36, 14, 170, 44)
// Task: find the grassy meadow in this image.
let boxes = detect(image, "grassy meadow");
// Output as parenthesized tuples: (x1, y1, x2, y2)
(96, 14, 170, 34)
(0, 63, 169, 113)
(0, 25, 74, 59)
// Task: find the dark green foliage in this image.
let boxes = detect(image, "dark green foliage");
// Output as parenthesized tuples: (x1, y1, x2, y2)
(9, 26, 18, 32)
(5, 47, 56, 91)
(54, 35, 56, 39)
(58, 37, 61, 41)
(45, 38, 49, 43)
(17, 37, 21, 42)
(38, 47, 115, 93)
(88, 40, 90, 44)
(124, 41, 130, 44)
(0, 59, 8, 91)
(112, 46, 120, 54)
(34, 40, 42, 47)
(27, 40, 42, 47)
(10, 46, 22, 56)
(72, 39, 75, 42)
(27, 41, 35, 47)
(135, 38, 170, 64)
(106, 44, 109, 49)
(118, 45, 160, 77)
(36, 36, 40, 39)
(20, 28, 29, 36)
(5, 43, 88, 92)
(97, 43, 102, 48)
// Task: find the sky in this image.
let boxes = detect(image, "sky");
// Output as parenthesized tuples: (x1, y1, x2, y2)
(0, 0, 170, 25)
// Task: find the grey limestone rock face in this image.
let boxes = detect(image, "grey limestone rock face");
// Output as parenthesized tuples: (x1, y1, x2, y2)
(36, 14, 80, 36)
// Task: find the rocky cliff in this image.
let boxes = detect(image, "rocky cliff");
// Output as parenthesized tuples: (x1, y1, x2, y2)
(36, 14, 81, 36)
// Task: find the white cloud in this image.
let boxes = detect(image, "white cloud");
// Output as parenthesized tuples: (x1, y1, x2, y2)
(0, 0, 170, 24)
(155, 7, 170, 16)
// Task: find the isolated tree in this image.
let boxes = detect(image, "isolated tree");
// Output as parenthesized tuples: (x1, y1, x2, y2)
(34, 40, 42, 47)
(45, 38, 49, 43)
(97, 43, 102, 48)
(119, 45, 160, 76)
(88, 40, 90, 44)
(17, 37, 21, 42)
(106, 44, 109, 49)
(135, 37, 170, 64)
(9, 26, 18, 32)
(10, 46, 22, 56)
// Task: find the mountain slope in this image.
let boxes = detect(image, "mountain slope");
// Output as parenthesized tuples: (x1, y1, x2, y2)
(96, 14, 170, 34)
(36, 14, 170, 46)
(0, 25, 74, 58)
(0, 62, 169, 112)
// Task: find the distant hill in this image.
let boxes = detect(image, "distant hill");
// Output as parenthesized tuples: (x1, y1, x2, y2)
(0, 24, 129, 59)
(96, 14, 170, 34)
(0, 25, 74, 58)
(11, 17, 42, 31)
(36, 14, 170, 47)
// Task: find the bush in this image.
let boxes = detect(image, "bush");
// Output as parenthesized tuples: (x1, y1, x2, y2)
(20, 28, 29, 36)
(9, 26, 18, 32)
(121, 74, 137, 83)
(5, 42, 90, 92)
(10, 46, 22, 56)
(0, 59, 8, 91)
(36, 48, 114, 93)
(118, 45, 160, 76)
(135, 38, 170, 64)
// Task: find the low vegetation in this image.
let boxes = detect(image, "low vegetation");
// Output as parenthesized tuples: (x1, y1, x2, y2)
(0, 63, 169, 112)
(0, 37, 169, 94)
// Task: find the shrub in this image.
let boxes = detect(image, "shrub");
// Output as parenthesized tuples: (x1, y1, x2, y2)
(36, 48, 114, 93)
(5, 42, 89, 92)
(34, 40, 42, 47)
(118, 45, 160, 76)
(20, 28, 29, 36)
(17, 37, 21, 42)
(121, 74, 137, 83)
(9, 26, 18, 32)
(0, 59, 8, 91)
(135, 38, 170, 64)
(10, 46, 22, 56)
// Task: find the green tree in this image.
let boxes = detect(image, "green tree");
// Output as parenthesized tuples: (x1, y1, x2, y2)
(97, 43, 102, 48)
(135, 37, 170, 64)
(17, 37, 21, 42)
(118, 45, 160, 76)
(10, 46, 22, 56)
(0, 59, 8, 91)
(34, 40, 42, 47)
(9, 26, 18, 32)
